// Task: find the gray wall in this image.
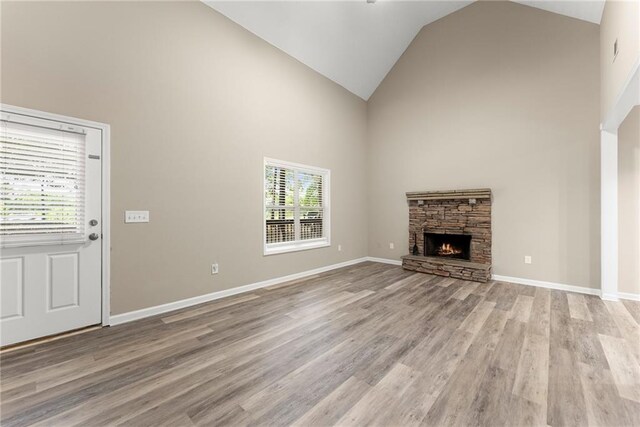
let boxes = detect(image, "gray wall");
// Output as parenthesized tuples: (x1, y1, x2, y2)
(600, 0, 640, 120)
(1, 1, 369, 314)
(1, 1, 609, 316)
(619, 106, 640, 295)
(366, 1, 601, 289)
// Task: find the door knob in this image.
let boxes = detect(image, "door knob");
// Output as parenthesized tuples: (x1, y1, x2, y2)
(89, 233, 100, 241)
(89, 219, 98, 226)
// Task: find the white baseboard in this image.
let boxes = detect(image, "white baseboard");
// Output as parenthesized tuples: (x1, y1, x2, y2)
(373, 260, 606, 298)
(365, 256, 402, 266)
(492, 275, 640, 302)
(108, 257, 640, 326)
(370, 259, 607, 300)
(492, 274, 601, 297)
(617, 291, 640, 301)
(601, 292, 620, 301)
(109, 257, 368, 326)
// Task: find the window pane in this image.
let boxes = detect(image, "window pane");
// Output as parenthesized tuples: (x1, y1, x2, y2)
(298, 171, 322, 207)
(265, 208, 295, 244)
(1, 121, 85, 239)
(300, 208, 323, 240)
(265, 166, 294, 207)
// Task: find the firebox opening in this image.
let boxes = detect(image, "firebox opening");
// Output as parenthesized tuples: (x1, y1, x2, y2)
(424, 233, 471, 260)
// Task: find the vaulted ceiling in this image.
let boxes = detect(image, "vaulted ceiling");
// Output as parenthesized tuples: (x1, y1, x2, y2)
(204, 1, 605, 100)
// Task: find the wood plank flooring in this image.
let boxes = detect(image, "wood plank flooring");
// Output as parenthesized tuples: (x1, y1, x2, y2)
(1, 262, 639, 426)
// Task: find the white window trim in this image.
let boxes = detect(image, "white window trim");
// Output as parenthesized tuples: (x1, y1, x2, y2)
(1, 103, 111, 327)
(263, 157, 330, 256)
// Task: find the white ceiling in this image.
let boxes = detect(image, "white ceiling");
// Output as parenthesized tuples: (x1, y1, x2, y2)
(204, 1, 605, 100)
(512, 1, 605, 24)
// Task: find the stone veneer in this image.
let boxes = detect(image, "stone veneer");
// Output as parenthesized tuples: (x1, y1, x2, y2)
(402, 189, 492, 282)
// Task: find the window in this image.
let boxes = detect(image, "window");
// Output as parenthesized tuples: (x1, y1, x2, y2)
(1, 119, 86, 247)
(264, 158, 330, 255)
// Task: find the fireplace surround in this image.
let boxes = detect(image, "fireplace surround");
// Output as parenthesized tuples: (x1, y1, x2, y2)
(402, 189, 492, 282)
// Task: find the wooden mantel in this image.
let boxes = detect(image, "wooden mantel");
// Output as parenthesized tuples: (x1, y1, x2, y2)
(406, 188, 492, 201)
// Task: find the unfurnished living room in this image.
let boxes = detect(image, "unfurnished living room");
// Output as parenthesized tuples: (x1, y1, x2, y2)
(0, 0, 639, 426)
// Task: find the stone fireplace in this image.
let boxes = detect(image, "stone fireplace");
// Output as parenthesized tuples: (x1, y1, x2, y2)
(402, 189, 492, 282)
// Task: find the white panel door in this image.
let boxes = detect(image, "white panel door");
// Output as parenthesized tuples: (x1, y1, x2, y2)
(0, 112, 102, 346)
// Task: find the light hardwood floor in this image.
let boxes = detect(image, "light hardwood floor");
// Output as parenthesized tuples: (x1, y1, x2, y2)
(1, 262, 639, 426)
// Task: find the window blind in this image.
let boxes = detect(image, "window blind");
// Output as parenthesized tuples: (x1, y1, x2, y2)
(298, 171, 324, 241)
(1, 120, 86, 246)
(264, 160, 328, 254)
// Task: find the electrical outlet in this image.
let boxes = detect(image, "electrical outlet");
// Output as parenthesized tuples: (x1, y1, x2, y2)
(524, 256, 532, 264)
(211, 263, 219, 275)
(125, 210, 149, 223)
(338, 244, 342, 251)
(389, 243, 395, 250)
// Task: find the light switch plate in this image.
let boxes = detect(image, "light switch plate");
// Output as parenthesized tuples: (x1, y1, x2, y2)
(125, 210, 149, 223)
(524, 255, 532, 264)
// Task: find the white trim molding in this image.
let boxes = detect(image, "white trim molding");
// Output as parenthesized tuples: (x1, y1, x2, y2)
(602, 59, 640, 132)
(601, 129, 619, 301)
(263, 157, 331, 256)
(110, 257, 367, 326)
(366, 262, 639, 301)
(108, 257, 640, 327)
(0, 104, 112, 327)
(365, 259, 608, 300)
(599, 57, 639, 303)
(618, 292, 640, 302)
(601, 292, 620, 301)
(493, 274, 640, 301)
(365, 256, 402, 266)
(492, 274, 601, 297)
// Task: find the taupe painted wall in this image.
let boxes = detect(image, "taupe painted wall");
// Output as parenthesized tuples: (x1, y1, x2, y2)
(600, 0, 640, 120)
(1, 0, 612, 315)
(619, 106, 640, 295)
(366, 1, 601, 288)
(1, 1, 368, 314)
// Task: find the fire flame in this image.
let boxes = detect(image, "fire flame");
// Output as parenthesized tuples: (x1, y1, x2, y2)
(438, 243, 462, 256)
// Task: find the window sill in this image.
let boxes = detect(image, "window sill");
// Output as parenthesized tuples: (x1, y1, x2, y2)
(264, 239, 330, 256)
